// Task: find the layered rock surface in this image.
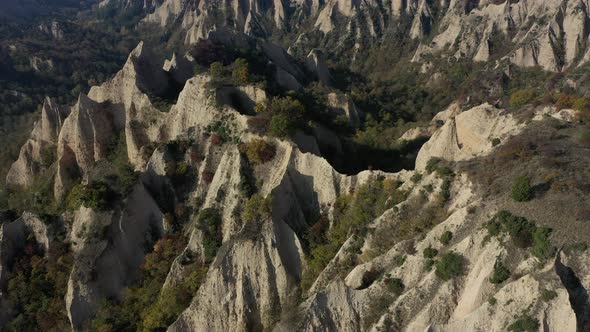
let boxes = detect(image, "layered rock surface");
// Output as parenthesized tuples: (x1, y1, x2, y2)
(2, 36, 590, 332)
(415, 103, 523, 170)
(124, 0, 590, 71)
(6, 97, 70, 188)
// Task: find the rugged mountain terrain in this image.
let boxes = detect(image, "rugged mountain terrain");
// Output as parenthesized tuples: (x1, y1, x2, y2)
(1, 0, 590, 331)
(100, 0, 590, 72)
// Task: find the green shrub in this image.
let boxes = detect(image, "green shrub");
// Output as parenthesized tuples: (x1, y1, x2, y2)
(116, 163, 139, 195)
(245, 139, 276, 165)
(210, 61, 224, 80)
(152, 97, 173, 113)
(435, 252, 464, 281)
(507, 315, 539, 332)
(509, 89, 537, 108)
(424, 258, 435, 272)
(40, 148, 57, 167)
(491, 138, 501, 146)
(206, 120, 234, 143)
(425, 158, 442, 174)
(270, 96, 305, 117)
(231, 58, 249, 85)
(66, 181, 116, 211)
(241, 194, 272, 224)
(436, 166, 454, 177)
(196, 208, 222, 262)
(329, 178, 400, 245)
(488, 297, 497, 305)
(269, 113, 295, 138)
(511, 176, 532, 202)
(486, 211, 554, 259)
(254, 102, 266, 113)
(486, 210, 536, 248)
(393, 255, 406, 267)
(176, 161, 189, 176)
(573, 96, 590, 112)
(385, 277, 404, 295)
(302, 177, 408, 290)
(65, 183, 86, 211)
(531, 227, 554, 260)
(541, 289, 557, 302)
(440, 231, 453, 245)
(89, 235, 200, 332)
(489, 260, 510, 284)
(411, 172, 423, 183)
(440, 178, 452, 202)
(565, 242, 588, 253)
(82, 181, 116, 210)
(301, 243, 339, 291)
(423, 246, 438, 259)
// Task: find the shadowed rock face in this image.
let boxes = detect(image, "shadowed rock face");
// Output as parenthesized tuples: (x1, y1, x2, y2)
(555, 254, 590, 331)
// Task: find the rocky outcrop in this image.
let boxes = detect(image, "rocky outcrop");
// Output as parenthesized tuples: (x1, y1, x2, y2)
(276, 165, 580, 331)
(108, 0, 590, 71)
(6, 97, 70, 188)
(89, 41, 168, 167)
(89, 41, 167, 113)
(415, 103, 523, 170)
(66, 183, 163, 330)
(164, 52, 195, 85)
(38, 21, 64, 40)
(306, 49, 332, 86)
(142, 0, 292, 41)
(5, 30, 590, 331)
(296, 280, 362, 332)
(0, 212, 63, 293)
(326, 93, 362, 128)
(168, 211, 305, 331)
(399, 102, 462, 143)
(54, 94, 115, 200)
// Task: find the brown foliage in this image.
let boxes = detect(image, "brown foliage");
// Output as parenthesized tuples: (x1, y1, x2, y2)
(245, 139, 276, 165)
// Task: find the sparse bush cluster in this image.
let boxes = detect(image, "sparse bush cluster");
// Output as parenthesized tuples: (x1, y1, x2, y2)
(489, 259, 510, 284)
(423, 246, 438, 259)
(440, 231, 453, 245)
(435, 252, 464, 281)
(541, 289, 558, 302)
(507, 89, 590, 121)
(301, 177, 409, 290)
(247, 96, 306, 138)
(196, 208, 222, 262)
(66, 180, 116, 211)
(486, 210, 555, 260)
(384, 277, 405, 295)
(507, 315, 539, 332)
(89, 235, 206, 331)
(206, 119, 237, 145)
(511, 176, 533, 202)
(241, 194, 272, 224)
(209, 58, 253, 87)
(394, 201, 448, 245)
(509, 89, 538, 108)
(424, 158, 455, 203)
